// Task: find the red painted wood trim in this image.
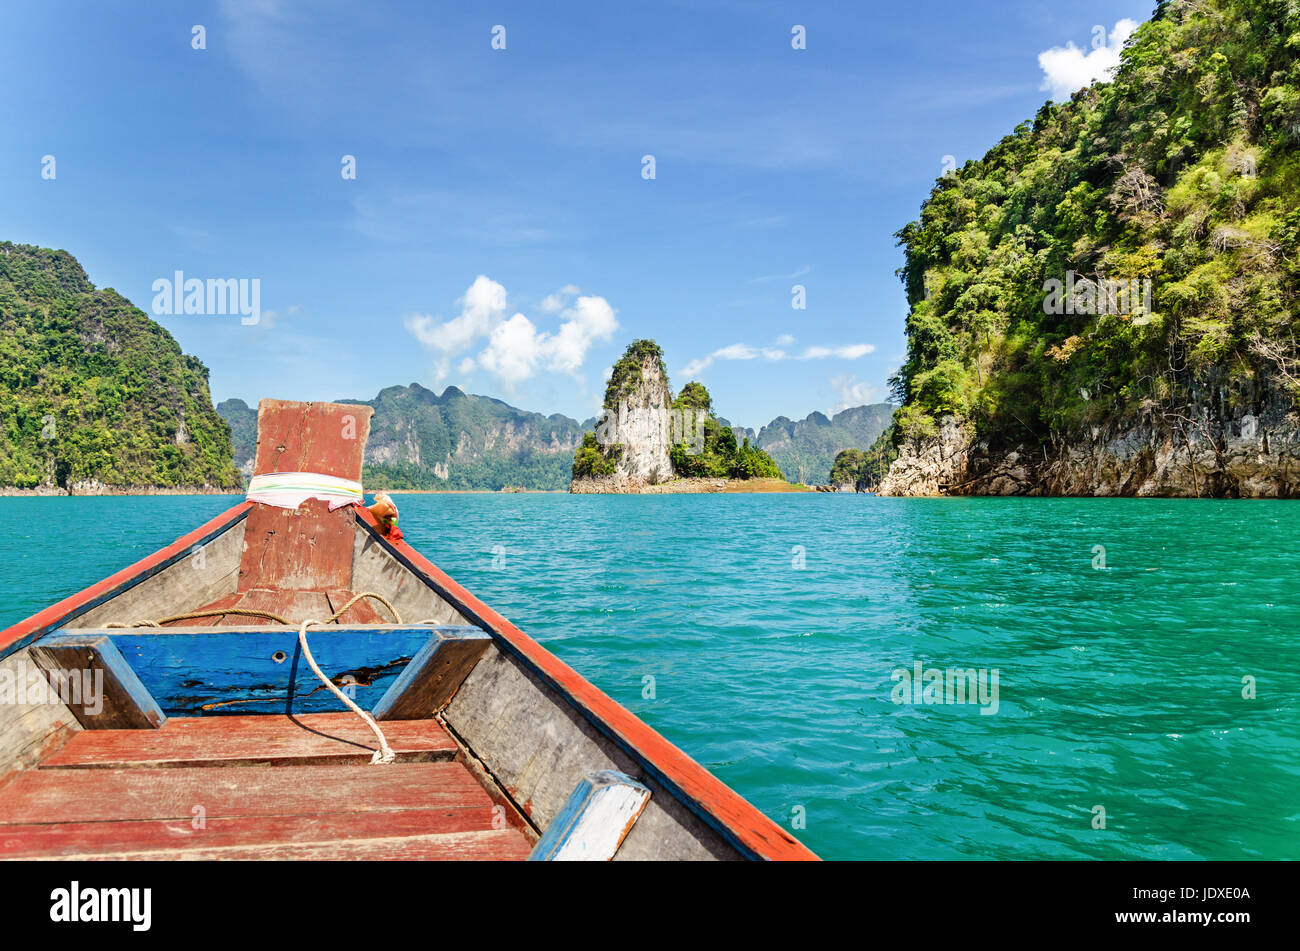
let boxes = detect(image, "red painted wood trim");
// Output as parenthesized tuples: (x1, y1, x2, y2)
(353, 506, 819, 861)
(0, 502, 253, 662)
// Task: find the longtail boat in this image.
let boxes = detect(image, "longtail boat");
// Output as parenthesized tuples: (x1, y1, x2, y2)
(0, 400, 816, 861)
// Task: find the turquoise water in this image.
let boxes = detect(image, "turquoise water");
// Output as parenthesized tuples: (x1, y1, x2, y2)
(2, 494, 1297, 860)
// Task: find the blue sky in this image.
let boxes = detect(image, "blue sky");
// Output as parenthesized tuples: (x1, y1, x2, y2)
(2, 0, 1151, 429)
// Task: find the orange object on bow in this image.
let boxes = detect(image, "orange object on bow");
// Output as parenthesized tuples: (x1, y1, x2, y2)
(367, 492, 403, 541)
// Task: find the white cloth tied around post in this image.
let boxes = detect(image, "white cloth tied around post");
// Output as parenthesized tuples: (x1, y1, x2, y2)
(246, 471, 364, 511)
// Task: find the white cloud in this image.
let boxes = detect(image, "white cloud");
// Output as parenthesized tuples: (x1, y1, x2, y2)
(404, 275, 508, 379)
(1038, 19, 1139, 102)
(750, 265, 811, 284)
(800, 344, 875, 360)
(829, 374, 881, 414)
(477, 313, 541, 385)
(539, 284, 581, 313)
(679, 340, 874, 378)
(542, 296, 619, 374)
(404, 276, 618, 388)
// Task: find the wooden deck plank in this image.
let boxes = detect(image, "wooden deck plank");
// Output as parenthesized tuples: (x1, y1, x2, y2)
(0, 762, 490, 825)
(0, 808, 500, 858)
(8, 830, 533, 861)
(40, 713, 458, 769)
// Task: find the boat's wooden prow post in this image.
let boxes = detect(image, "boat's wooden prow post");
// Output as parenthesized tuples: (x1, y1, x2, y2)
(29, 634, 165, 729)
(239, 399, 375, 593)
(527, 770, 652, 861)
(372, 628, 492, 720)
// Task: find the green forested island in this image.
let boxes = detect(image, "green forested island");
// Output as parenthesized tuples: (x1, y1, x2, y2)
(0, 243, 240, 490)
(571, 339, 787, 487)
(883, 0, 1300, 497)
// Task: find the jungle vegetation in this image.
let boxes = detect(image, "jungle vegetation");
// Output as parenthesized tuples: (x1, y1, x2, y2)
(890, 0, 1300, 455)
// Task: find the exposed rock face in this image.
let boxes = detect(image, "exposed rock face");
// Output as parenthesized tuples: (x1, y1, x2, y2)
(879, 403, 1300, 498)
(877, 417, 973, 496)
(603, 349, 674, 483)
(573, 342, 675, 489)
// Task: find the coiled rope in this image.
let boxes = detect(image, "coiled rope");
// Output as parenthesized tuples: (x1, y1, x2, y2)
(102, 591, 405, 765)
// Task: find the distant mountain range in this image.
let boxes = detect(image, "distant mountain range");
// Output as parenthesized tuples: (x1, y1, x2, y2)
(219, 385, 894, 489)
(732, 405, 897, 486)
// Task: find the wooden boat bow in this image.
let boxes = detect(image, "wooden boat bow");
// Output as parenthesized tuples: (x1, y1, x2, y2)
(0, 399, 817, 861)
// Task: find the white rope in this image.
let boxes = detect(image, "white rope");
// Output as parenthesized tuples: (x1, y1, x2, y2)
(297, 619, 396, 765)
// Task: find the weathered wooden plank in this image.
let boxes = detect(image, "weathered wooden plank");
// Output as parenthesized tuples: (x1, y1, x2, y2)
(0, 808, 499, 858)
(67, 624, 479, 716)
(373, 628, 491, 720)
(251, 400, 372, 481)
(40, 712, 457, 769)
(350, 521, 470, 627)
(0, 649, 80, 777)
(528, 771, 651, 861)
(238, 401, 374, 593)
(179, 592, 243, 627)
(239, 499, 357, 592)
(28, 635, 164, 730)
(8, 830, 532, 862)
(0, 762, 491, 825)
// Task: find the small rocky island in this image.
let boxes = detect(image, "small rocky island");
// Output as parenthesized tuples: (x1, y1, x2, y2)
(570, 340, 807, 493)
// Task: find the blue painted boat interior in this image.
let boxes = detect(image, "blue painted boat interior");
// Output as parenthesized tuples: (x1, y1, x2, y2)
(41, 625, 486, 716)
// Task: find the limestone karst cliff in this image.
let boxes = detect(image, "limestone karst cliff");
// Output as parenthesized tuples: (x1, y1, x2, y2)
(600, 339, 675, 483)
(881, 1, 1300, 499)
(878, 405, 1300, 498)
(0, 242, 241, 490)
(570, 340, 785, 491)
